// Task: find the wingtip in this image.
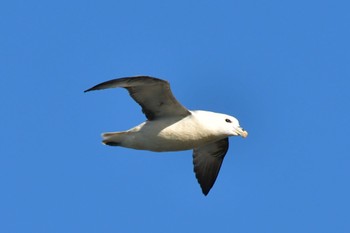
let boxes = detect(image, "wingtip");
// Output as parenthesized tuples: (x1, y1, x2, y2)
(200, 185, 211, 196)
(84, 86, 96, 93)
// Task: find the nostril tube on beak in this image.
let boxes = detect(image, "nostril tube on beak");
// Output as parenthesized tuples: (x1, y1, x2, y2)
(241, 130, 248, 138)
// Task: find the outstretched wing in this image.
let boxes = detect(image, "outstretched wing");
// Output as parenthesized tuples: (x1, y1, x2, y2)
(193, 138, 229, 196)
(84, 76, 191, 120)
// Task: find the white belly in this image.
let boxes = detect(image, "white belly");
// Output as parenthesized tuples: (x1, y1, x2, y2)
(121, 115, 219, 152)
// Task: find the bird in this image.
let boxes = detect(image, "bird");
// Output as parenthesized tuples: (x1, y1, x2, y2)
(84, 76, 248, 195)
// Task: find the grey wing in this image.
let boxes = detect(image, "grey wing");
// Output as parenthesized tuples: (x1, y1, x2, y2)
(84, 76, 191, 120)
(193, 138, 229, 196)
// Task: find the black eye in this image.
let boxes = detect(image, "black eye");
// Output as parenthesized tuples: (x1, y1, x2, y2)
(225, 119, 232, 123)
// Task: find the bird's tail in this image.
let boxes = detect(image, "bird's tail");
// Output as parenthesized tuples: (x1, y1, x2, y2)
(102, 132, 127, 146)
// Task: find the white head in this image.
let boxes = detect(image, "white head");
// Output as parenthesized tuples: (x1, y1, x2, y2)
(220, 114, 248, 138)
(192, 111, 248, 138)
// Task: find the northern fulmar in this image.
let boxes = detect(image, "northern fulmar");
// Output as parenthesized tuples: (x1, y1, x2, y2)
(85, 76, 248, 195)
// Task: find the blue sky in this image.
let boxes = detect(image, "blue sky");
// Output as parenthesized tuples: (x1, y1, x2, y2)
(1, 0, 349, 232)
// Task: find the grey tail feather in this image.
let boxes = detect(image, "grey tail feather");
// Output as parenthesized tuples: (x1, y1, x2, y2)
(102, 132, 126, 147)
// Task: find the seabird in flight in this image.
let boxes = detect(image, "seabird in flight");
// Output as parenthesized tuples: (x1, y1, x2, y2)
(85, 76, 248, 195)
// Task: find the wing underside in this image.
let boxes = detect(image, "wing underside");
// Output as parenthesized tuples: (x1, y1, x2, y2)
(193, 138, 229, 195)
(85, 76, 190, 120)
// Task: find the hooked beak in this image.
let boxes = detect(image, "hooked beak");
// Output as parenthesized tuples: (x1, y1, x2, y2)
(235, 127, 248, 138)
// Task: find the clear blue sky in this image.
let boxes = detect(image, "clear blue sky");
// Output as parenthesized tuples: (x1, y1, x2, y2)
(1, 0, 349, 232)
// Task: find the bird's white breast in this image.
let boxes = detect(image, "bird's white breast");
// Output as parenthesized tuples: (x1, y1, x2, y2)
(122, 112, 225, 152)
